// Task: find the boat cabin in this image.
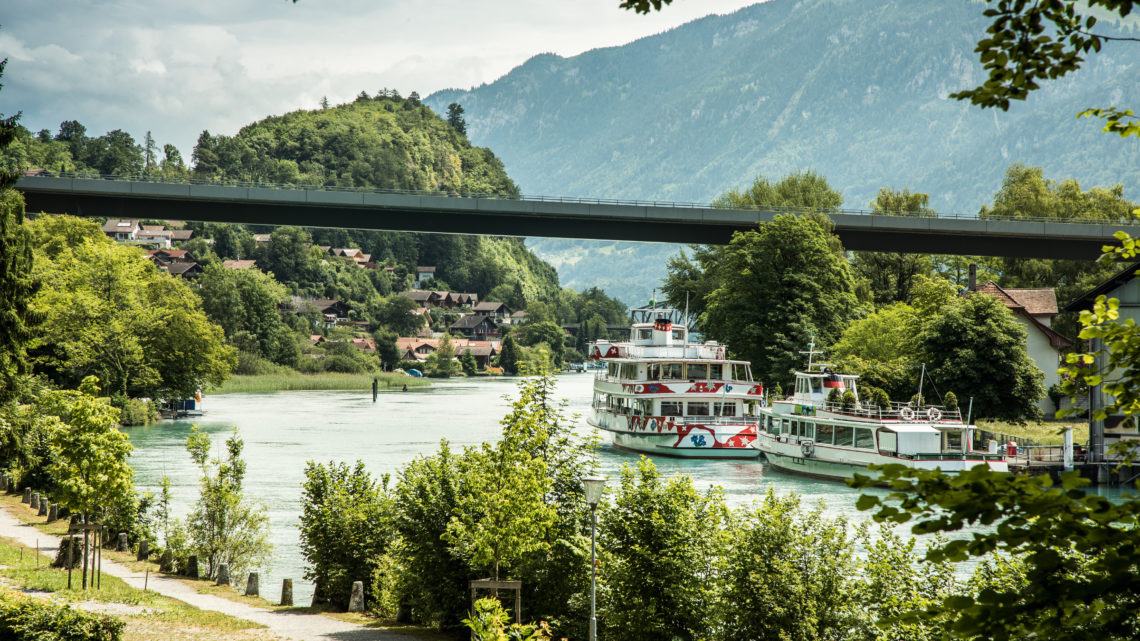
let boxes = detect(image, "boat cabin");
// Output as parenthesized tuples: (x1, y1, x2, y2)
(630, 318, 688, 346)
(791, 369, 859, 404)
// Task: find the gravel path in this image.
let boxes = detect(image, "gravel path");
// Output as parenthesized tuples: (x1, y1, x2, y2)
(0, 507, 415, 641)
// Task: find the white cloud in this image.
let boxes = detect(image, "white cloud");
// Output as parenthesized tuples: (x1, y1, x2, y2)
(1, 0, 763, 156)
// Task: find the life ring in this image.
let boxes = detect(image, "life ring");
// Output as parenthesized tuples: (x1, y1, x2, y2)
(899, 406, 915, 421)
(926, 407, 942, 421)
(800, 440, 815, 458)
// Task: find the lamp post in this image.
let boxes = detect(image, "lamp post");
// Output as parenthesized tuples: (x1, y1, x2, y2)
(583, 475, 605, 641)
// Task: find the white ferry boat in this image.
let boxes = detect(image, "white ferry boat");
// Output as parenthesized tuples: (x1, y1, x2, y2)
(587, 312, 762, 459)
(753, 365, 1008, 481)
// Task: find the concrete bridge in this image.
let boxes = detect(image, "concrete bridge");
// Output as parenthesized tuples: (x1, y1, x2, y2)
(16, 175, 1136, 259)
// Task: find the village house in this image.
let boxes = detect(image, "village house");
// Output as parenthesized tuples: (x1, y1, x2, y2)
(450, 314, 500, 339)
(415, 266, 435, 288)
(163, 261, 203, 279)
(351, 337, 377, 353)
(102, 219, 141, 241)
(293, 298, 352, 326)
(170, 229, 194, 242)
(473, 301, 512, 322)
(1065, 259, 1140, 464)
(396, 337, 500, 369)
(222, 259, 258, 270)
(968, 280, 1073, 414)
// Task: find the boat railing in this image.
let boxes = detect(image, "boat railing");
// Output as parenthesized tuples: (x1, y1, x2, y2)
(810, 399, 963, 422)
(591, 404, 754, 425)
(892, 451, 1008, 461)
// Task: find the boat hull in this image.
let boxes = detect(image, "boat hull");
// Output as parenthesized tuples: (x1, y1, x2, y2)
(756, 433, 1009, 482)
(590, 416, 761, 459)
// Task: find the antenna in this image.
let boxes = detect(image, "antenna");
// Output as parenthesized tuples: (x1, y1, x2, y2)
(799, 332, 824, 371)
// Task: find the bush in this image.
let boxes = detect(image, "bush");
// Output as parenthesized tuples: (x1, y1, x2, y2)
(464, 598, 552, 641)
(943, 391, 959, 412)
(0, 588, 124, 641)
(235, 350, 295, 376)
(110, 394, 156, 426)
(321, 354, 367, 374)
(827, 387, 842, 404)
(841, 390, 857, 412)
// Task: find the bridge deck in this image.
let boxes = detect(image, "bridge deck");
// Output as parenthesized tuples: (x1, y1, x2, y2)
(16, 175, 1136, 259)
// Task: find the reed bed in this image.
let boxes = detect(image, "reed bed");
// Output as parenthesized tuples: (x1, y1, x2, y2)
(210, 372, 429, 394)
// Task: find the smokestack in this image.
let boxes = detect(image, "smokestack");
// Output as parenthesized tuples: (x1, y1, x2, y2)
(968, 263, 977, 291)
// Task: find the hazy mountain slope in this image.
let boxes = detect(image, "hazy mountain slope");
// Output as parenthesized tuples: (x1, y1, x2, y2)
(425, 0, 1140, 305)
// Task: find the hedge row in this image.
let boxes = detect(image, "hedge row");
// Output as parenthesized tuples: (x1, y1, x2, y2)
(0, 589, 123, 641)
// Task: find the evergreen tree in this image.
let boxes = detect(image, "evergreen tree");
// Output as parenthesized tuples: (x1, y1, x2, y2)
(447, 103, 467, 135)
(498, 334, 522, 375)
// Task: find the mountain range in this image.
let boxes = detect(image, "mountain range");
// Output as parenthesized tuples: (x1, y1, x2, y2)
(425, 0, 1140, 306)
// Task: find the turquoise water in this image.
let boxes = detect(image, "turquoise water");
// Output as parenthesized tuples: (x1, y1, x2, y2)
(124, 374, 1102, 605)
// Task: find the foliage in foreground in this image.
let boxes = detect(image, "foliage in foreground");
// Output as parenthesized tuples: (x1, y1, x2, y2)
(0, 587, 124, 641)
(463, 598, 552, 641)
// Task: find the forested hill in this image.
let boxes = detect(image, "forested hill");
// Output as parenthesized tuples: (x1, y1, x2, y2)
(423, 0, 1140, 304)
(193, 92, 519, 195)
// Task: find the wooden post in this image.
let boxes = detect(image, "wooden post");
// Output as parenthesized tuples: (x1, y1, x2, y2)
(67, 537, 73, 590)
(81, 526, 88, 589)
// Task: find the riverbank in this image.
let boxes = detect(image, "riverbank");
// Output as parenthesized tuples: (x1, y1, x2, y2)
(210, 372, 429, 395)
(0, 495, 421, 641)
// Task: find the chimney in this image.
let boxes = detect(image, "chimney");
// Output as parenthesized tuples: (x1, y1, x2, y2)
(968, 263, 977, 291)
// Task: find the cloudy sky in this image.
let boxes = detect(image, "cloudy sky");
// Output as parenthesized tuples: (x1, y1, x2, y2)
(1, 0, 760, 158)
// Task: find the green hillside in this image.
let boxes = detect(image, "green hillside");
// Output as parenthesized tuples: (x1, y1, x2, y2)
(424, 0, 1140, 302)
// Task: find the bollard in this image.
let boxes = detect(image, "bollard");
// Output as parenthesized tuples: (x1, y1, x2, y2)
(30, 492, 39, 510)
(348, 580, 365, 612)
(158, 551, 173, 573)
(0, 474, 7, 492)
(245, 572, 259, 597)
(38, 499, 48, 517)
(185, 555, 199, 578)
(216, 563, 230, 586)
(22, 487, 31, 503)
(47, 504, 59, 522)
(137, 540, 149, 561)
(280, 579, 293, 606)
(311, 583, 320, 607)
(117, 532, 128, 552)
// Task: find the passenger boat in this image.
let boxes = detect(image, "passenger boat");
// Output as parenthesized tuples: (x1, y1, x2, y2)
(587, 310, 762, 458)
(753, 358, 1009, 481)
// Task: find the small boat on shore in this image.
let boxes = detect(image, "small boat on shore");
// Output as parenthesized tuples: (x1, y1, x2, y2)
(587, 309, 762, 459)
(753, 357, 1008, 481)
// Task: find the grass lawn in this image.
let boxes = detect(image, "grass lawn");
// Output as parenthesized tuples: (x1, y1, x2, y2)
(976, 419, 1090, 446)
(210, 371, 429, 394)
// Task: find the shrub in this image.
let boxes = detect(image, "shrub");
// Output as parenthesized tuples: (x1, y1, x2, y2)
(464, 598, 551, 641)
(943, 391, 959, 412)
(827, 387, 842, 404)
(110, 394, 156, 426)
(841, 390, 857, 412)
(321, 354, 367, 374)
(0, 588, 124, 641)
(235, 350, 295, 376)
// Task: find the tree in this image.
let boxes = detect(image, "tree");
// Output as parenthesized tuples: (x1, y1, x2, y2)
(460, 349, 477, 375)
(447, 103, 467, 135)
(698, 213, 865, 388)
(300, 460, 395, 608)
(919, 292, 1045, 421)
(376, 295, 425, 336)
(711, 169, 842, 211)
(599, 457, 728, 641)
(425, 334, 457, 377)
(851, 188, 935, 306)
(719, 491, 856, 641)
(197, 263, 295, 365)
(516, 320, 565, 367)
(185, 426, 271, 579)
(498, 334, 522, 375)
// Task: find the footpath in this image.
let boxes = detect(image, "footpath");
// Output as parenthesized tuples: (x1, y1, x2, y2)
(0, 506, 413, 641)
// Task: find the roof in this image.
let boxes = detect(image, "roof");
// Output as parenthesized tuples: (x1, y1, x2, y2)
(301, 298, 347, 313)
(417, 266, 436, 272)
(511, 311, 528, 318)
(146, 249, 190, 260)
(142, 225, 165, 231)
(882, 424, 941, 434)
(253, 234, 272, 242)
(451, 314, 496, 329)
(474, 301, 510, 313)
(400, 290, 432, 302)
(971, 282, 1072, 349)
(165, 262, 201, 276)
(169, 229, 194, 241)
(459, 345, 495, 357)
(1066, 260, 1140, 312)
(222, 259, 257, 270)
(975, 282, 1058, 316)
(101, 219, 139, 233)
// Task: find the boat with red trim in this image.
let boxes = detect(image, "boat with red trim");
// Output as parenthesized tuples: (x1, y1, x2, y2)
(587, 309, 762, 459)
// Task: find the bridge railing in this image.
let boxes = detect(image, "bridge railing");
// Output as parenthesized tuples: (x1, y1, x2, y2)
(18, 170, 1140, 227)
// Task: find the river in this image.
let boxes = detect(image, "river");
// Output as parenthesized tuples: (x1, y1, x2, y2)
(121, 374, 966, 605)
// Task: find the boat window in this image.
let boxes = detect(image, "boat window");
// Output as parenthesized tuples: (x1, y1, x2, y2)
(796, 379, 804, 395)
(817, 424, 834, 444)
(709, 364, 723, 380)
(732, 363, 751, 381)
(608, 363, 618, 378)
(637, 328, 652, 340)
(672, 328, 686, 341)
(687, 363, 708, 380)
(835, 425, 854, 447)
(647, 363, 660, 380)
(802, 422, 816, 440)
(663, 363, 684, 379)
(854, 428, 874, 449)
(790, 421, 799, 437)
(946, 431, 962, 451)
(771, 419, 782, 435)
(810, 378, 823, 394)
(878, 430, 897, 454)
(660, 401, 683, 416)
(715, 402, 736, 417)
(687, 402, 710, 416)
(620, 364, 638, 379)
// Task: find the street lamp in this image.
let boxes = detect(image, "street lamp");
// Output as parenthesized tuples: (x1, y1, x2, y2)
(583, 475, 605, 641)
